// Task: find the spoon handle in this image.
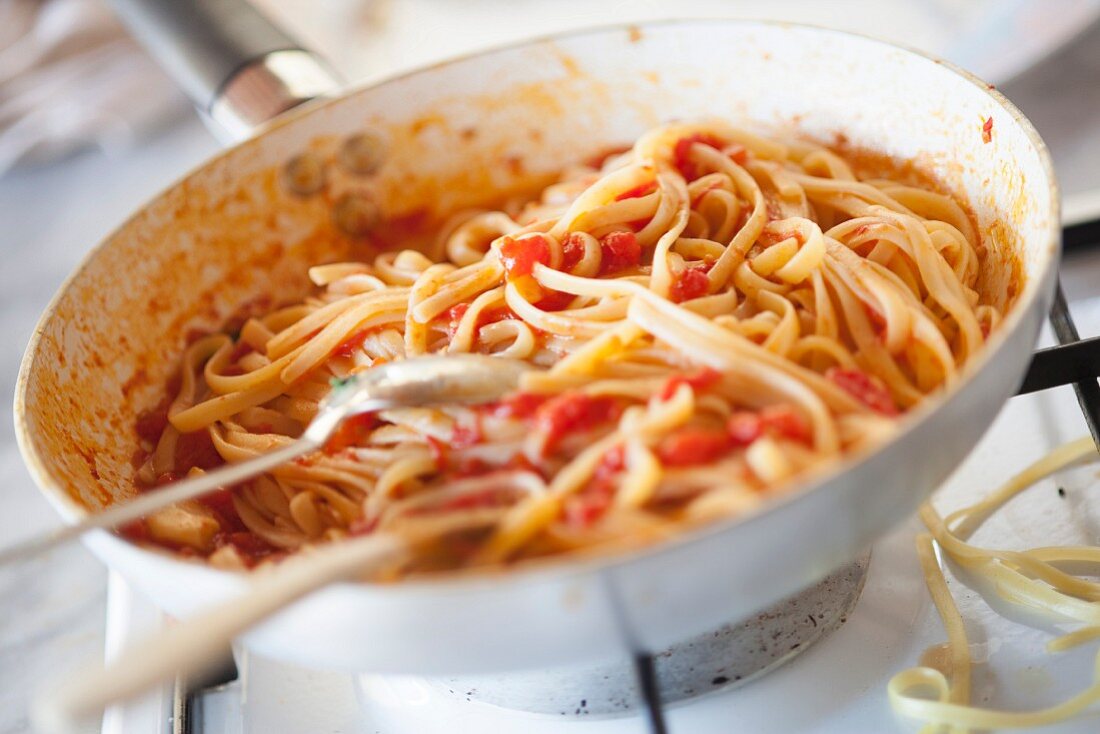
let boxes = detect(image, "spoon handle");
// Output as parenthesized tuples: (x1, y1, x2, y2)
(36, 531, 405, 734)
(5, 354, 522, 567)
(0, 392, 399, 567)
(0, 439, 316, 567)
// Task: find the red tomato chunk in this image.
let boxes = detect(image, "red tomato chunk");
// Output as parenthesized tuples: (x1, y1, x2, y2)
(598, 231, 641, 275)
(594, 444, 626, 478)
(760, 405, 812, 444)
(657, 429, 732, 467)
(827, 367, 898, 416)
(563, 489, 613, 528)
(725, 405, 812, 446)
(726, 412, 763, 446)
(536, 393, 620, 453)
(499, 234, 551, 278)
(671, 265, 711, 303)
(489, 392, 548, 419)
(561, 233, 587, 271)
(673, 133, 723, 180)
(659, 367, 722, 401)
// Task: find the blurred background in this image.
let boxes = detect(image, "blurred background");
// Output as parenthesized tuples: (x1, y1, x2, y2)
(4, 1, 1100, 732)
(4, 0, 1100, 185)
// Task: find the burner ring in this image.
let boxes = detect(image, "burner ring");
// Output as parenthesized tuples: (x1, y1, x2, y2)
(428, 553, 870, 716)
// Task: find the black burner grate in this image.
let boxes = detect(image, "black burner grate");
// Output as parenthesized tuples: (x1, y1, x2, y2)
(1047, 281, 1100, 448)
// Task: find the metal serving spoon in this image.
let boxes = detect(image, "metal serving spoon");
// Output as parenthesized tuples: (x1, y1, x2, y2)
(30, 354, 532, 733)
(1, 354, 529, 566)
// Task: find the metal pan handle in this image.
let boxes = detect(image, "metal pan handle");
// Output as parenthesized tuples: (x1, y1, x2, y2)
(107, 0, 343, 141)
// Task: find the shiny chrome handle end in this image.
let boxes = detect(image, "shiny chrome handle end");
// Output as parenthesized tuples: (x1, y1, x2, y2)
(108, 0, 343, 142)
(208, 49, 341, 142)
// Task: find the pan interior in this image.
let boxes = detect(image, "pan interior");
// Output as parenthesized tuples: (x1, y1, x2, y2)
(18, 21, 1052, 529)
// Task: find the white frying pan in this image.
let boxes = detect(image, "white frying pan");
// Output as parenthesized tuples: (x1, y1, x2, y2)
(14, 3, 1059, 674)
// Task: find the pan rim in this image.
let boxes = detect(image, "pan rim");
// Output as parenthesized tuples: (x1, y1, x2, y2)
(14, 17, 1061, 594)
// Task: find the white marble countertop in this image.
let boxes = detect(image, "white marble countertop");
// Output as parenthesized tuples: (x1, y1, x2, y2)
(5, 5, 1100, 732)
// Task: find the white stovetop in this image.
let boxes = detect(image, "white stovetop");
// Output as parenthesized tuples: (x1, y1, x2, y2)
(6, 3, 1100, 733)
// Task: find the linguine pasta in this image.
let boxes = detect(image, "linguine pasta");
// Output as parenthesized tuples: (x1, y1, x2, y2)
(890, 437, 1100, 732)
(125, 121, 999, 574)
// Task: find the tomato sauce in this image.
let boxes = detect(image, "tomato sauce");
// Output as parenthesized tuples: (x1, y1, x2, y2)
(427, 418, 481, 469)
(196, 486, 238, 523)
(614, 180, 658, 201)
(451, 418, 482, 448)
(444, 303, 470, 336)
(863, 305, 888, 339)
(119, 518, 151, 543)
(534, 288, 576, 312)
(727, 143, 749, 165)
(365, 207, 432, 251)
(222, 295, 274, 337)
(445, 302, 523, 338)
(222, 340, 255, 376)
(135, 397, 171, 445)
(334, 328, 373, 358)
(174, 429, 224, 472)
(479, 304, 519, 326)
(428, 487, 515, 513)
(214, 531, 281, 567)
(426, 435, 448, 466)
